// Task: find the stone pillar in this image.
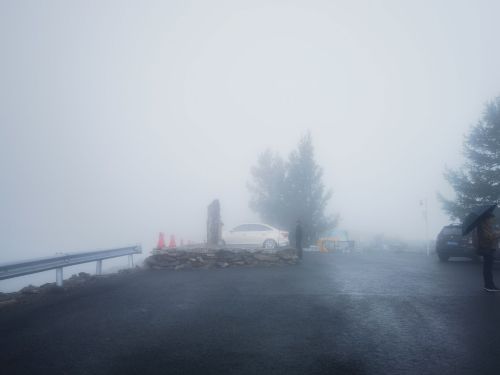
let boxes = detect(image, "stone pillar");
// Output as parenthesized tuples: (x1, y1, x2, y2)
(207, 199, 222, 246)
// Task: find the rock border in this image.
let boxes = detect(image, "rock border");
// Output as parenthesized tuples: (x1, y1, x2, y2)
(145, 247, 299, 270)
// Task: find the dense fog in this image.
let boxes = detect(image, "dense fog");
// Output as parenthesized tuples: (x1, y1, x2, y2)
(1, 0, 500, 281)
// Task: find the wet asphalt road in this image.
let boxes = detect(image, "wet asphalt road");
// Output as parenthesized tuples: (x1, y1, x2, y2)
(2, 251, 500, 375)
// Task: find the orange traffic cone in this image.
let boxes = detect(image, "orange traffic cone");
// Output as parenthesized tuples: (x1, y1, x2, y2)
(157, 232, 166, 249)
(168, 235, 177, 248)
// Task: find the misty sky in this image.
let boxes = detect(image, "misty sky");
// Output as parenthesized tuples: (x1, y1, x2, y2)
(1, 0, 500, 262)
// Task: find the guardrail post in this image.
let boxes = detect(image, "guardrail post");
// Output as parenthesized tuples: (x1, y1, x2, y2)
(96, 260, 103, 275)
(128, 254, 134, 268)
(56, 268, 63, 287)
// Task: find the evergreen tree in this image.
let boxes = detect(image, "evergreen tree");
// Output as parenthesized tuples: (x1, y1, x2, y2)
(248, 149, 287, 227)
(248, 133, 337, 245)
(439, 96, 500, 220)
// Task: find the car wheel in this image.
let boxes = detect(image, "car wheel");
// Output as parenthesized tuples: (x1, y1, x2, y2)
(438, 254, 449, 262)
(263, 239, 277, 249)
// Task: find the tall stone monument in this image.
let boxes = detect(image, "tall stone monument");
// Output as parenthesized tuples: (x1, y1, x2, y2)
(207, 199, 222, 246)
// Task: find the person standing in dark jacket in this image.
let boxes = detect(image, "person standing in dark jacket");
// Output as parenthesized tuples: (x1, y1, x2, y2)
(477, 213, 500, 292)
(295, 220, 303, 260)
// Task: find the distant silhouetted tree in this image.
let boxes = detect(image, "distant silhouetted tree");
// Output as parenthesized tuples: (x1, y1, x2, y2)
(248, 132, 337, 245)
(248, 149, 287, 227)
(439, 96, 500, 220)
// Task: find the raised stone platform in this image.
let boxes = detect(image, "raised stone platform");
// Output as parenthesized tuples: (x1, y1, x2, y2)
(145, 247, 299, 270)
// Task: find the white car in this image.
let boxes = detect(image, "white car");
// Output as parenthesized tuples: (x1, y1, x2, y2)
(222, 223, 289, 249)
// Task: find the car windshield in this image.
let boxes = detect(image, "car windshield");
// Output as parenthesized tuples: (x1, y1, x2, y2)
(441, 227, 462, 236)
(250, 224, 271, 231)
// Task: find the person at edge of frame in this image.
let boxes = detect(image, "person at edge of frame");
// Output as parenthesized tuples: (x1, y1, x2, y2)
(476, 213, 500, 292)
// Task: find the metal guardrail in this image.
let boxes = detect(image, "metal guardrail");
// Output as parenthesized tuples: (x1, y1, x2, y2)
(0, 245, 142, 286)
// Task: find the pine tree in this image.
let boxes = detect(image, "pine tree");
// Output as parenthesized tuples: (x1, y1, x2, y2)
(248, 149, 287, 227)
(439, 96, 500, 220)
(248, 133, 337, 245)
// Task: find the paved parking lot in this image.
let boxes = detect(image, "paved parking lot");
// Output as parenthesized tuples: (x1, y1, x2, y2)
(2, 251, 500, 374)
